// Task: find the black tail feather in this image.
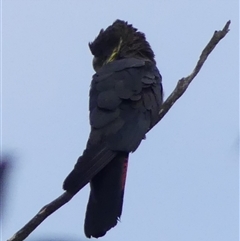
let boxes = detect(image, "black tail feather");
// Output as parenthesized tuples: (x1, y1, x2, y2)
(84, 153, 129, 238)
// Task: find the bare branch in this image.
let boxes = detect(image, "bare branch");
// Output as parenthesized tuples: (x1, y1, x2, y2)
(7, 192, 73, 241)
(152, 20, 231, 126)
(7, 20, 230, 241)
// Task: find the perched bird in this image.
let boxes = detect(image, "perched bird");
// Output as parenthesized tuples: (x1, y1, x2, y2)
(63, 19, 163, 238)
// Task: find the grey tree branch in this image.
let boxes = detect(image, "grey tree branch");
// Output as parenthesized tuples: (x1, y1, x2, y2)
(152, 20, 231, 126)
(7, 20, 231, 241)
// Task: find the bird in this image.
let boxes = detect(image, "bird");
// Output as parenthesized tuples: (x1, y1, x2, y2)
(63, 19, 163, 238)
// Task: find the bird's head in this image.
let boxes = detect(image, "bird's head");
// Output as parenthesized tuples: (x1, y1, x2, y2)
(89, 20, 155, 71)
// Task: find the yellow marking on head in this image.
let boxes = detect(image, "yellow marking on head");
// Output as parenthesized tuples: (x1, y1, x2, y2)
(106, 39, 122, 64)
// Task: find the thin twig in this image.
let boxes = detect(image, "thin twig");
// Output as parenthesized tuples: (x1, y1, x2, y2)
(7, 20, 231, 241)
(152, 20, 231, 125)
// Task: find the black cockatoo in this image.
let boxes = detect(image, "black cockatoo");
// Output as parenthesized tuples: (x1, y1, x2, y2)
(63, 19, 163, 238)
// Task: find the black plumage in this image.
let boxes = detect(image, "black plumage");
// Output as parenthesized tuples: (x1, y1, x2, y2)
(63, 19, 163, 238)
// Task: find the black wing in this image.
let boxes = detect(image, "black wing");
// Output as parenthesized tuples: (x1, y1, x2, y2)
(88, 57, 163, 152)
(63, 58, 163, 194)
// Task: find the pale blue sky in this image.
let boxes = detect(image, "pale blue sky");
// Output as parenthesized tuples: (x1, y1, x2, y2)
(2, 1, 239, 241)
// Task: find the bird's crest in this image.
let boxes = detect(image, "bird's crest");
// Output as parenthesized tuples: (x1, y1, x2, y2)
(89, 20, 155, 65)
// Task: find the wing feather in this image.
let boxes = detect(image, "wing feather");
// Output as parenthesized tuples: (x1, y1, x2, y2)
(88, 58, 163, 153)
